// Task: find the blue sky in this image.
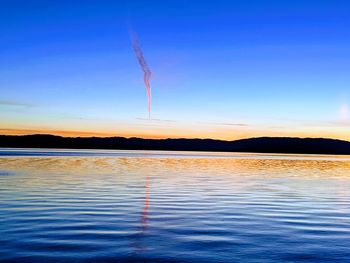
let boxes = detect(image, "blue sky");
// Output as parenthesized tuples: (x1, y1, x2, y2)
(1, 0, 350, 139)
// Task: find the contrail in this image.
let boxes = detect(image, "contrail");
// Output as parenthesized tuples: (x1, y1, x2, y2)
(130, 31, 152, 119)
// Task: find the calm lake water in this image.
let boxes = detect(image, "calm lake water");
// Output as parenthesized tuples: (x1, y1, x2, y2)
(1, 148, 350, 262)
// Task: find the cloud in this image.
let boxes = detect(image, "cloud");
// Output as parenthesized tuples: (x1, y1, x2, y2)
(217, 122, 249, 127)
(198, 121, 249, 127)
(57, 115, 98, 121)
(0, 100, 35, 108)
(0, 128, 116, 137)
(300, 120, 350, 128)
(136, 117, 176, 123)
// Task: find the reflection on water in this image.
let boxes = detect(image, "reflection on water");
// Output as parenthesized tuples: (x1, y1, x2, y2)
(142, 175, 150, 232)
(1, 149, 350, 262)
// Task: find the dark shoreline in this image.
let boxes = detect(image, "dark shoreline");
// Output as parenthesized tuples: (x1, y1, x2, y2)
(1, 134, 350, 155)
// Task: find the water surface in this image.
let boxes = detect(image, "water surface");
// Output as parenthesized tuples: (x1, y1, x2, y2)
(1, 148, 350, 262)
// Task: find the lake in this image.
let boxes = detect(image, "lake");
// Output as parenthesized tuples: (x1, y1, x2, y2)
(1, 148, 350, 262)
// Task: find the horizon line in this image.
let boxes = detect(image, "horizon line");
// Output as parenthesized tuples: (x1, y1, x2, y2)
(1, 133, 349, 143)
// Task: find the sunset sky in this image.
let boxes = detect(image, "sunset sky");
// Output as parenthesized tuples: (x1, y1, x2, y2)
(1, 0, 350, 140)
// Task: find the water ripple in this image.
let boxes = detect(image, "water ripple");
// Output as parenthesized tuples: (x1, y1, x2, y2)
(1, 149, 350, 262)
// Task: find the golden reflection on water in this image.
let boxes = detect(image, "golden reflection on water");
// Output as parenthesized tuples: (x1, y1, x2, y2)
(1, 155, 350, 215)
(1, 155, 350, 181)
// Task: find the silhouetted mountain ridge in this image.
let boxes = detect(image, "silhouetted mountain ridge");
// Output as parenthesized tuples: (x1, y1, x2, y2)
(1, 134, 350, 155)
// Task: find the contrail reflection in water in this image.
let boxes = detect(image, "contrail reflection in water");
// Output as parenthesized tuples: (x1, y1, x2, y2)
(142, 175, 149, 231)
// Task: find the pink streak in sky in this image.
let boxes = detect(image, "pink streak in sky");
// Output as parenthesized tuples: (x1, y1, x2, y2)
(130, 31, 152, 119)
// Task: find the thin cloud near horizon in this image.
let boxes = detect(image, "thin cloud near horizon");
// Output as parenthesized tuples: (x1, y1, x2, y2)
(0, 100, 35, 108)
(197, 121, 249, 127)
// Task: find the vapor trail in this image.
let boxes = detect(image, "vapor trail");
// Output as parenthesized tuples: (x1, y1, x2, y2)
(130, 31, 152, 119)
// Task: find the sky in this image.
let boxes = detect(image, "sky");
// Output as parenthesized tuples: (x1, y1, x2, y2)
(1, 0, 350, 140)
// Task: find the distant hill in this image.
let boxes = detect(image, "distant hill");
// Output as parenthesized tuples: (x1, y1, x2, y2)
(1, 134, 350, 155)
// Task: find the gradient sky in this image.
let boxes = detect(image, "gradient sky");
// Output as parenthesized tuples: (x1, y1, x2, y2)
(1, 0, 350, 140)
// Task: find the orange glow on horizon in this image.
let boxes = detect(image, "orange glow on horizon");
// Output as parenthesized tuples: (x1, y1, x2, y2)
(1, 126, 350, 142)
